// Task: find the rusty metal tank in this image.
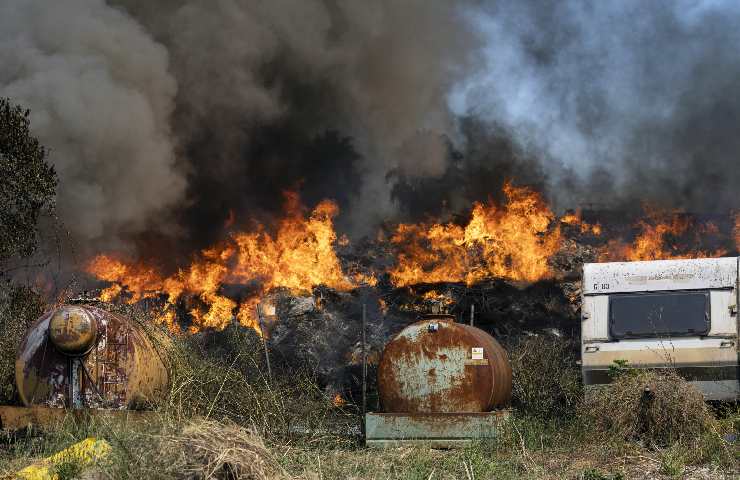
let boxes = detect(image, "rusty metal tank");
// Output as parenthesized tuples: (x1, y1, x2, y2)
(15, 305, 170, 409)
(378, 315, 512, 413)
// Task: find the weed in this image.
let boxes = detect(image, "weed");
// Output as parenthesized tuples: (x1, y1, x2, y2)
(607, 359, 634, 379)
(52, 457, 85, 480)
(659, 444, 687, 478)
(507, 334, 582, 420)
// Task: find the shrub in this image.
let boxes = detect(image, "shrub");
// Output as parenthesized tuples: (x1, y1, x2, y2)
(52, 457, 85, 480)
(156, 328, 354, 444)
(507, 334, 582, 419)
(659, 444, 688, 478)
(0, 283, 44, 403)
(582, 369, 716, 446)
(0, 97, 57, 264)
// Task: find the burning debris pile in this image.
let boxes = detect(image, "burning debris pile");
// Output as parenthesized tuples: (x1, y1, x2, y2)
(389, 182, 562, 286)
(80, 182, 740, 396)
(86, 192, 374, 335)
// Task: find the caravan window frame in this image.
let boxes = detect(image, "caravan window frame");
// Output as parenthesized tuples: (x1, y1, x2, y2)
(607, 289, 711, 340)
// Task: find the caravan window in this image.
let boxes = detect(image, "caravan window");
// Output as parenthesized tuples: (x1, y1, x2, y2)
(609, 291, 710, 339)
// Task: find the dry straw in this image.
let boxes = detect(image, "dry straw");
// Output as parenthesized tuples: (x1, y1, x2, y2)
(159, 419, 289, 480)
(583, 369, 716, 446)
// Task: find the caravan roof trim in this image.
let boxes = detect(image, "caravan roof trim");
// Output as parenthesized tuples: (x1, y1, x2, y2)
(583, 257, 737, 295)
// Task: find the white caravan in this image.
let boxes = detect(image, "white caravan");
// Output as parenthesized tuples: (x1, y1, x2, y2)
(581, 257, 739, 400)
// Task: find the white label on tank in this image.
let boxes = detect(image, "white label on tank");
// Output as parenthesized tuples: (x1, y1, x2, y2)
(471, 347, 484, 360)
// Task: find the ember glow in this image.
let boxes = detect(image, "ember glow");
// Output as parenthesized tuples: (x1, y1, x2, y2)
(331, 393, 346, 407)
(389, 183, 561, 286)
(86, 193, 371, 335)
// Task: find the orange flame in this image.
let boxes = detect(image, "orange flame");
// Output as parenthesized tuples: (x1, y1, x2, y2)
(733, 213, 740, 249)
(86, 193, 373, 335)
(560, 209, 602, 236)
(600, 209, 727, 261)
(331, 393, 346, 407)
(87, 182, 739, 338)
(389, 183, 561, 286)
(86, 256, 164, 303)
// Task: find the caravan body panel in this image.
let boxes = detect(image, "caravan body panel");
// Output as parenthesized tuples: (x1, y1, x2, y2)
(582, 257, 739, 401)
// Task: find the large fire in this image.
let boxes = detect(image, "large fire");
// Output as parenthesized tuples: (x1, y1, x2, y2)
(599, 209, 727, 262)
(388, 183, 562, 286)
(87, 182, 740, 335)
(86, 192, 370, 335)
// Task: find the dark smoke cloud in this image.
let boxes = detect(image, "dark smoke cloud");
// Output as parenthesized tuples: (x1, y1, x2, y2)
(0, 0, 186, 255)
(114, 0, 481, 247)
(452, 1, 740, 213)
(2, 0, 483, 263)
(390, 117, 547, 221)
(8, 0, 740, 267)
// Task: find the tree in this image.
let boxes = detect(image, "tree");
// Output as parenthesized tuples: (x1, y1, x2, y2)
(0, 98, 57, 266)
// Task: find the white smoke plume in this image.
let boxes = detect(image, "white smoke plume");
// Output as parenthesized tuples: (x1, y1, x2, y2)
(452, 1, 740, 211)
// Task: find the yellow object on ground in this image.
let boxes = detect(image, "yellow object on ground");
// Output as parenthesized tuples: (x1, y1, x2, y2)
(15, 437, 110, 480)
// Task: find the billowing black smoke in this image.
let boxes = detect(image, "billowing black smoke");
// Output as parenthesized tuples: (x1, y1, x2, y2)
(114, 0, 484, 255)
(5, 0, 740, 266)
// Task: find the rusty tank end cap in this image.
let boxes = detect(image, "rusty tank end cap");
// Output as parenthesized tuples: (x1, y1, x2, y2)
(48, 306, 98, 356)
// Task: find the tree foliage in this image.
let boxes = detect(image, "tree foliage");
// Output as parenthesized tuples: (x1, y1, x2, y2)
(0, 97, 57, 265)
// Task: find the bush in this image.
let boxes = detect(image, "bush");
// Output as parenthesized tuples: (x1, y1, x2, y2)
(507, 335, 582, 419)
(582, 369, 716, 446)
(157, 327, 354, 444)
(0, 97, 57, 264)
(0, 283, 44, 403)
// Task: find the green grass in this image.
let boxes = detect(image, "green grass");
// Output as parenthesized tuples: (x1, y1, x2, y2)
(0, 400, 737, 479)
(0, 312, 737, 479)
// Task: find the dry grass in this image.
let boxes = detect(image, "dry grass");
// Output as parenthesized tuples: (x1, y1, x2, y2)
(159, 332, 357, 444)
(507, 334, 582, 419)
(163, 419, 287, 480)
(1, 412, 736, 480)
(101, 418, 289, 480)
(582, 369, 717, 447)
(96, 304, 357, 444)
(0, 302, 736, 479)
(0, 382, 736, 479)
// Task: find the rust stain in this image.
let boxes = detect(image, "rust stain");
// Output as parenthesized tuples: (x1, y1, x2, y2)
(377, 315, 511, 414)
(16, 305, 170, 410)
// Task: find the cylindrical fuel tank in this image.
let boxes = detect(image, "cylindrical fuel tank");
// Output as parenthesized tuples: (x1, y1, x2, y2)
(15, 305, 170, 409)
(378, 315, 512, 413)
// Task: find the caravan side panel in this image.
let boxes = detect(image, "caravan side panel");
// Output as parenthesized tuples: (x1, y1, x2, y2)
(581, 257, 739, 401)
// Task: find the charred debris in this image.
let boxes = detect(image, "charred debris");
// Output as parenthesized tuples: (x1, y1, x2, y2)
(80, 206, 739, 402)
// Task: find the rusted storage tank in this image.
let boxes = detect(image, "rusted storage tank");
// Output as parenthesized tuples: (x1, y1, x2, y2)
(15, 305, 170, 409)
(378, 315, 512, 413)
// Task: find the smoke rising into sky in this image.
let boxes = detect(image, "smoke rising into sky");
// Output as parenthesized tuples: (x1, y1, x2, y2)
(453, 1, 740, 211)
(0, 0, 185, 253)
(4, 0, 740, 263)
(117, 0, 480, 242)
